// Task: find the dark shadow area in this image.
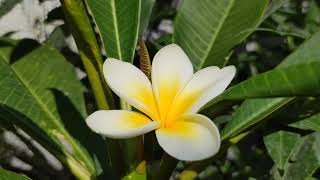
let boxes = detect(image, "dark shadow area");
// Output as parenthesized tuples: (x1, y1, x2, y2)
(46, 6, 65, 23)
(0, 38, 40, 64)
(9, 39, 40, 64)
(0, 39, 14, 48)
(50, 88, 115, 180)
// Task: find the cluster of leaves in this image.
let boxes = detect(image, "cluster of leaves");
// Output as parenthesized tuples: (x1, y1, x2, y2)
(0, 0, 320, 179)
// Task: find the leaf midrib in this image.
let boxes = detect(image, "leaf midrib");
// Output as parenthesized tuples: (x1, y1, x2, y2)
(110, 0, 122, 60)
(222, 97, 294, 140)
(197, 0, 234, 69)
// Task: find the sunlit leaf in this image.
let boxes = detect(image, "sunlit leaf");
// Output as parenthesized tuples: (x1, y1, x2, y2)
(174, 0, 268, 69)
(221, 62, 320, 99)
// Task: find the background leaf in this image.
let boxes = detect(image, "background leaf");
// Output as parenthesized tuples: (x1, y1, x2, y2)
(282, 132, 320, 180)
(289, 113, 320, 132)
(86, 0, 141, 62)
(45, 27, 65, 50)
(0, 38, 95, 178)
(173, 0, 268, 69)
(0, 0, 22, 17)
(264, 131, 300, 170)
(221, 30, 320, 140)
(221, 62, 320, 99)
(263, 0, 290, 20)
(139, 0, 155, 35)
(0, 168, 30, 180)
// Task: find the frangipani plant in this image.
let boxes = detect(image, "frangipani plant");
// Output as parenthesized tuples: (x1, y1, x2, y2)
(1, 0, 320, 179)
(86, 44, 235, 161)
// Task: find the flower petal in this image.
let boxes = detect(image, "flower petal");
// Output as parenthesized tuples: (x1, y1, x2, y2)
(104, 58, 159, 120)
(151, 44, 193, 123)
(86, 110, 159, 139)
(156, 114, 220, 161)
(167, 66, 236, 121)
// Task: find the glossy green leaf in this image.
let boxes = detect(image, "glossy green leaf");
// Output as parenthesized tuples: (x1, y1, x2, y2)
(86, 0, 141, 62)
(173, 0, 268, 69)
(264, 131, 300, 170)
(0, 168, 30, 180)
(221, 31, 320, 140)
(221, 98, 294, 140)
(0, 0, 21, 17)
(282, 132, 320, 180)
(0, 38, 95, 178)
(289, 113, 320, 131)
(221, 62, 320, 99)
(139, 0, 155, 34)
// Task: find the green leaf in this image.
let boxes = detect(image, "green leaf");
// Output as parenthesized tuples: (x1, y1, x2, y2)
(270, 165, 282, 180)
(255, 28, 308, 39)
(262, 0, 289, 21)
(86, 0, 141, 62)
(0, 168, 30, 180)
(221, 30, 320, 140)
(289, 113, 320, 131)
(173, 0, 268, 69)
(45, 26, 65, 50)
(221, 98, 294, 140)
(139, 0, 155, 34)
(282, 132, 320, 180)
(59, 0, 124, 177)
(264, 131, 300, 170)
(60, 0, 113, 110)
(0, 0, 22, 17)
(305, 0, 320, 34)
(0, 38, 95, 178)
(221, 62, 320, 99)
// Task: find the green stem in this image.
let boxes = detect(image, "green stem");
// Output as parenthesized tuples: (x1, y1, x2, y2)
(59, 0, 114, 110)
(154, 153, 178, 180)
(59, 0, 124, 178)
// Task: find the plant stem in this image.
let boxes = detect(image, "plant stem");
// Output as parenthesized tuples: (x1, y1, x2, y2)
(154, 153, 178, 180)
(59, 0, 124, 178)
(59, 0, 114, 110)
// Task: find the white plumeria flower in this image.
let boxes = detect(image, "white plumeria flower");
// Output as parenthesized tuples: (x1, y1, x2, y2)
(86, 44, 236, 161)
